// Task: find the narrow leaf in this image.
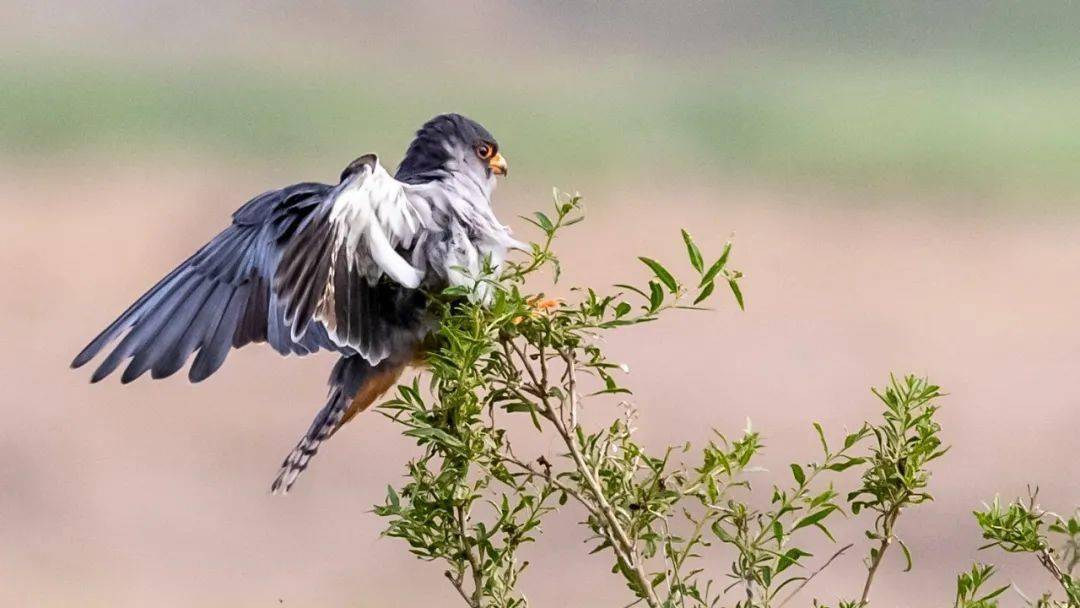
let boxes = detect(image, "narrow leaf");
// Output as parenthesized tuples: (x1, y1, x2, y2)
(533, 211, 555, 232)
(793, 507, 836, 531)
(728, 278, 745, 310)
(681, 229, 704, 272)
(693, 281, 715, 305)
(699, 242, 732, 287)
(639, 257, 678, 292)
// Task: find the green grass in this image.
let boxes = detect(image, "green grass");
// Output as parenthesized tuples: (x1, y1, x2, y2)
(3, 54, 1079, 200)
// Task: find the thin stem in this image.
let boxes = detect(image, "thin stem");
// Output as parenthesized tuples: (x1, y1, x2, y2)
(455, 504, 484, 607)
(505, 335, 661, 608)
(751, 451, 846, 548)
(1037, 547, 1079, 603)
(859, 503, 903, 606)
(776, 543, 854, 608)
(550, 348, 661, 608)
(445, 570, 479, 608)
(664, 514, 709, 606)
(561, 348, 579, 429)
(554, 410, 660, 607)
(859, 540, 887, 605)
(507, 340, 549, 409)
(502, 455, 602, 520)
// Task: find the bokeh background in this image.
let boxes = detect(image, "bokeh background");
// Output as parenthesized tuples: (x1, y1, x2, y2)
(2, 2, 1079, 606)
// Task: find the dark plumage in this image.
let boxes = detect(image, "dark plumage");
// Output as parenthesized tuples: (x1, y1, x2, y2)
(73, 114, 515, 493)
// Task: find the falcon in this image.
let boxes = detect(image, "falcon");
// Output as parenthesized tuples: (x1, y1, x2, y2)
(72, 114, 517, 493)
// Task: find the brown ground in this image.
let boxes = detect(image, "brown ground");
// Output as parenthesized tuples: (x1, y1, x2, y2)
(2, 164, 1077, 607)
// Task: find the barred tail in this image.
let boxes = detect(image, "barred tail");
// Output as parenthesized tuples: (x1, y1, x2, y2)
(270, 356, 404, 494)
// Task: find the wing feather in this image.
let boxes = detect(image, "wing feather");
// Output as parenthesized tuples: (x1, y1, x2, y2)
(189, 284, 250, 382)
(275, 155, 428, 363)
(73, 183, 339, 383)
(74, 157, 434, 382)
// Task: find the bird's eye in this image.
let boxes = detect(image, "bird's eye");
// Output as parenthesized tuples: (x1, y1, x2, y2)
(475, 142, 494, 160)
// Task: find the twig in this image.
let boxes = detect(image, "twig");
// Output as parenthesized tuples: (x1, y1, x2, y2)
(1011, 583, 1032, 605)
(776, 543, 854, 608)
(507, 340, 551, 410)
(561, 348, 579, 429)
(1037, 547, 1074, 594)
(563, 424, 659, 606)
(455, 504, 484, 607)
(859, 503, 904, 606)
(502, 455, 602, 520)
(445, 571, 479, 608)
(507, 336, 661, 608)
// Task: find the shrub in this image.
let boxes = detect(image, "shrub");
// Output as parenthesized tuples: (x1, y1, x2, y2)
(373, 192, 1078, 607)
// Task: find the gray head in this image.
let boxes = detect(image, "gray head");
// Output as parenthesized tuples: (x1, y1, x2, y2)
(394, 114, 508, 186)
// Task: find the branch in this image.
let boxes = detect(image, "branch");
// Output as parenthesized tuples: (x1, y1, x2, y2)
(445, 570, 479, 608)
(560, 348, 579, 429)
(1036, 547, 1076, 599)
(548, 348, 661, 608)
(777, 543, 854, 608)
(859, 502, 904, 606)
(561, 420, 659, 607)
(502, 454, 602, 521)
(455, 504, 484, 607)
(505, 335, 661, 608)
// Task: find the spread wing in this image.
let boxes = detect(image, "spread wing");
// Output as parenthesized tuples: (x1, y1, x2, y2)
(73, 155, 432, 383)
(275, 154, 430, 363)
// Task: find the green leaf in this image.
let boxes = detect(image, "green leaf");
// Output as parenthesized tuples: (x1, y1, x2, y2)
(728, 278, 745, 310)
(812, 422, 829, 455)
(506, 401, 544, 431)
(790, 463, 806, 486)
(403, 427, 465, 449)
(825, 457, 865, 472)
(982, 584, 1011, 601)
(698, 242, 732, 287)
(843, 429, 865, 450)
(648, 281, 664, 312)
(898, 538, 913, 572)
(639, 257, 678, 292)
(814, 521, 837, 543)
(776, 547, 812, 574)
(681, 229, 704, 272)
(793, 506, 837, 531)
(693, 281, 715, 305)
(589, 540, 613, 555)
(533, 211, 554, 232)
(614, 283, 651, 301)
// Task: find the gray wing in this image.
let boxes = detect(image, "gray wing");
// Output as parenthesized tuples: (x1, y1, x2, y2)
(275, 154, 431, 365)
(72, 181, 344, 383)
(72, 155, 431, 384)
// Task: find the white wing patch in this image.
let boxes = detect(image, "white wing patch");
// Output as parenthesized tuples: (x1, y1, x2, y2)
(326, 158, 424, 289)
(299, 156, 429, 355)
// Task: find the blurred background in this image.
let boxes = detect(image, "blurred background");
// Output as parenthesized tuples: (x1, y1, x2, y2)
(2, 1, 1079, 606)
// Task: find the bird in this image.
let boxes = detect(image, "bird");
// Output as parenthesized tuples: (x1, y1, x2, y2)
(72, 113, 518, 493)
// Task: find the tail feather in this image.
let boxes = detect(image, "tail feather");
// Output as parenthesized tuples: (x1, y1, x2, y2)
(270, 388, 348, 494)
(270, 356, 404, 494)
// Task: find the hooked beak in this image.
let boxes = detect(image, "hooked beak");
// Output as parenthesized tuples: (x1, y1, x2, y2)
(489, 152, 508, 176)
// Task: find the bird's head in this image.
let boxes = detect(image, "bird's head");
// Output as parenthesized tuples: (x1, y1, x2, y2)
(395, 114, 508, 189)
